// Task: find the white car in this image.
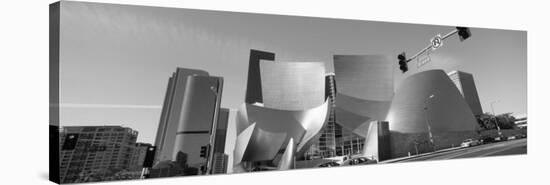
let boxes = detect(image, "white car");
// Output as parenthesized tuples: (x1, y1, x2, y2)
(460, 139, 480, 147)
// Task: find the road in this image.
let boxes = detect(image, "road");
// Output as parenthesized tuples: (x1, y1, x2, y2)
(387, 138, 527, 163)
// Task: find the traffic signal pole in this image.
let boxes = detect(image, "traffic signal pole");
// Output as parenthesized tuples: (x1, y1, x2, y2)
(398, 27, 470, 73)
(406, 29, 459, 64)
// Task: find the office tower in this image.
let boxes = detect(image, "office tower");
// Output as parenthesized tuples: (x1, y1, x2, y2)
(245, 49, 275, 104)
(129, 143, 153, 171)
(58, 126, 138, 183)
(211, 153, 229, 174)
(211, 108, 229, 174)
(172, 75, 223, 174)
(154, 68, 209, 165)
(386, 69, 480, 158)
(447, 70, 484, 116)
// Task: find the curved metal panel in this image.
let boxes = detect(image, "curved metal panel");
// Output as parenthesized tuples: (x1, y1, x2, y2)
(332, 55, 394, 138)
(242, 127, 288, 161)
(236, 103, 251, 135)
(260, 61, 326, 110)
(295, 100, 330, 151)
(277, 138, 295, 170)
(386, 69, 479, 133)
(362, 121, 379, 159)
(233, 123, 256, 164)
(233, 100, 330, 166)
(333, 55, 394, 101)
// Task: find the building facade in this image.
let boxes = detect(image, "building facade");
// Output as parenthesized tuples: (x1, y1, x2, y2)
(234, 59, 330, 171)
(447, 70, 483, 116)
(58, 126, 139, 183)
(172, 75, 224, 174)
(211, 108, 229, 174)
(386, 70, 480, 157)
(333, 55, 394, 136)
(129, 143, 152, 171)
(154, 68, 209, 165)
(303, 55, 394, 162)
(154, 67, 229, 176)
(304, 73, 338, 159)
(259, 61, 326, 110)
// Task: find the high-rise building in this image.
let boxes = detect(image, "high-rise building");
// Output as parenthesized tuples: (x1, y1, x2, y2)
(211, 153, 229, 174)
(154, 68, 209, 165)
(171, 75, 224, 174)
(58, 126, 138, 183)
(447, 70, 483, 116)
(245, 49, 275, 104)
(129, 143, 152, 171)
(154, 67, 228, 176)
(211, 108, 229, 174)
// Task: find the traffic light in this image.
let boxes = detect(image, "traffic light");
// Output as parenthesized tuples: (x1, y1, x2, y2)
(199, 145, 210, 158)
(142, 146, 156, 168)
(456, 27, 471, 41)
(62, 133, 79, 150)
(398, 52, 408, 73)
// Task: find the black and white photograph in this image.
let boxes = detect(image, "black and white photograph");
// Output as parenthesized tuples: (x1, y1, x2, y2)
(47, 1, 529, 183)
(2, 0, 549, 185)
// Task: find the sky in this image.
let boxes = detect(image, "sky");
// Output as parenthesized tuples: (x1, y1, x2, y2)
(58, 1, 527, 145)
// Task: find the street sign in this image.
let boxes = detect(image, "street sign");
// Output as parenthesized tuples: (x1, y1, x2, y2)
(417, 51, 431, 68)
(430, 34, 443, 50)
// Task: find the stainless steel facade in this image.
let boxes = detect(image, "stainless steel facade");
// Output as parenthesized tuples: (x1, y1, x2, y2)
(447, 70, 483, 116)
(387, 69, 479, 133)
(259, 61, 326, 110)
(233, 100, 330, 171)
(333, 55, 394, 135)
(234, 61, 330, 171)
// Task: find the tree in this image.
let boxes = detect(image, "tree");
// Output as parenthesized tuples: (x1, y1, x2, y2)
(476, 112, 517, 130)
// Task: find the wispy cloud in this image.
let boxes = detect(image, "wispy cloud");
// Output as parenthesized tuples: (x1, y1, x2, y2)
(55, 103, 162, 109)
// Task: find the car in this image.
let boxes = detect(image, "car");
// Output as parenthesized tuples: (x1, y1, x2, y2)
(507, 136, 517, 140)
(480, 136, 495, 144)
(318, 161, 340, 167)
(494, 136, 507, 142)
(461, 139, 481, 147)
(342, 157, 377, 166)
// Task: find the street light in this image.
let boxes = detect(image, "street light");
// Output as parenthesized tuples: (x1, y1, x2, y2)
(490, 101, 502, 137)
(424, 94, 436, 152)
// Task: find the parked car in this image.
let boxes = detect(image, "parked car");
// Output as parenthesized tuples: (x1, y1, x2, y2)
(479, 136, 495, 144)
(318, 161, 340, 167)
(342, 157, 377, 166)
(461, 139, 481, 147)
(494, 136, 507, 142)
